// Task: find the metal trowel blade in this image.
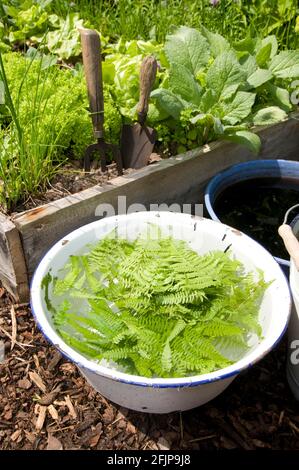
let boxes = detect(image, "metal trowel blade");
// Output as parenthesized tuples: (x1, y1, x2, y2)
(121, 123, 156, 169)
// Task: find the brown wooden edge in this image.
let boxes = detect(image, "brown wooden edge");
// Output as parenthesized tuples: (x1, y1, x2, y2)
(0, 213, 29, 302)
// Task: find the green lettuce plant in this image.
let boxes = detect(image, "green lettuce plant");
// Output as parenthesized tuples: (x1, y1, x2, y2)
(0, 1, 99, 59)
(102, 38, 163, 120)
(100, 25, 299, 156)
(149, 26, 299, 154)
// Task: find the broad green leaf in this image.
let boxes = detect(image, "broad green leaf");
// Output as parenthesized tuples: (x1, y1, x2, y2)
(45, 13, 84, 59)
(24, 48, 58, 71)
(168, 63, 202, 105)
(125, 41, 142, 57)
(239, 54, 257, 78)
(25, 47, 41, 59)
(206, 52, 246, 100)
(9, 31, 27, 42)
(147, 103, 169, 123)
(223, 125, 248, 133)
(255, 43, 272, 67)
(233, 37, 257, 55)
(269, 51, 299, 78)
(200, 89, 218, 112)
(165, 26, 210, 74)
(256, 35, 278, 63)
(252, 106, 288, 125)
(151, 88, 186, 120)
(41, 55, 58, 70)
(265, 83, 292, 112)
(214, 118, 224, 135)
(102, 61, 116, 84)
(190, 113, 215, 126)
(221, 92, 256, 126)
(247, 69, 273, 89)
(200, 26, 231, 57)
(134, 40, 163, 56)
(223, 131, 261, 154)
(48, 14, 60, 28)
(263, 35, 278, 57)
(3, 5, 19, 18)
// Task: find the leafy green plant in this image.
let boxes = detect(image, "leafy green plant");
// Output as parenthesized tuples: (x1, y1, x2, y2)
(51, 0, 299, 49)
(148, 26, 299, 154)
(2, 1, 298, 56)
(241, 0, 298, 50)
(2, 0, 51, 43)
(99, 25, 299, 156)
(0, 1, 92, 59)
(44, 227, 268, 378)
(102, 39, 163, 120)
(0, 51, 122, 211)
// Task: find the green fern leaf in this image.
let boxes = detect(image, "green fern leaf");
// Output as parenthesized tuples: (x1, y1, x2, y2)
(46, 225, 269, 378)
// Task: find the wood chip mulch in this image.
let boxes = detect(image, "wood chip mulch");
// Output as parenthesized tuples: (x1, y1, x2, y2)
(0, 285, 299, 450)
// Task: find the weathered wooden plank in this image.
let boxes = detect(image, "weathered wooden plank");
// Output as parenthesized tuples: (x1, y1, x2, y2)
(13, 115, 299, 282)
(0, 214, 29, 302)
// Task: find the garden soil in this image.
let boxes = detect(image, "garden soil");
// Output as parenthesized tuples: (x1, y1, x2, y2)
(0, 284, 299, 450)
(11, 162, 135, 214)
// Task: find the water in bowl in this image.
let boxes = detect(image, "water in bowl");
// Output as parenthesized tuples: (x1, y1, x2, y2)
(214, 177, 299, 259)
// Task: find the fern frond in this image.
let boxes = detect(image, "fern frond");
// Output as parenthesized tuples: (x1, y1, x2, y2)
(54, 255, 84, 295)
(48, 225, 269, 378)
(60, 330, 103, 358)
(201, 319, 243, 337)
(161, 342, 172, 372)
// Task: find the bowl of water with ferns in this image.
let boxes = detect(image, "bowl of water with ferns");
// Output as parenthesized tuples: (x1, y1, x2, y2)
(31, 211, 291, 413)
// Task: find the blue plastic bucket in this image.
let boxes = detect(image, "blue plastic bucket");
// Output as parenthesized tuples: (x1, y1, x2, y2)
(204, 159, 299, 274)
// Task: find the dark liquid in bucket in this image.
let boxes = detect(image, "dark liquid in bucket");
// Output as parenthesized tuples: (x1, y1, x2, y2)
(214, 177, 299, 260)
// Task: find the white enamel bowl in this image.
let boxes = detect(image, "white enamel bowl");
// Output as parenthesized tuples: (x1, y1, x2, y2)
(31, 212, 291, 413)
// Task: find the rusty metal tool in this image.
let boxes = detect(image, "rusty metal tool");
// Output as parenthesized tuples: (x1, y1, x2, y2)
(80, 28, 123, 174)
(120, 56, 158, 169)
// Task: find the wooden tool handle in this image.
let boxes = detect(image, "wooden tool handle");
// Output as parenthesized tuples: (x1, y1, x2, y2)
(80, 28, 104, 138)
(136, 56, 158, 123)
(278, 224, 299, 271)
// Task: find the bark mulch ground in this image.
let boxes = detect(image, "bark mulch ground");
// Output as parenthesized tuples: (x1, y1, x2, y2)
(0, 284, 299, 450)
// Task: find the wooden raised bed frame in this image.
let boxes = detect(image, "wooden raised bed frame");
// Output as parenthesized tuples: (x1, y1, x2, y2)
(1, 114, 299, 302)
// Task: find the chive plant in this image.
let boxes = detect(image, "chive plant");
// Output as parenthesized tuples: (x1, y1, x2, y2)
(0, 48, 122, 212)
(0, 51, 62, 212)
